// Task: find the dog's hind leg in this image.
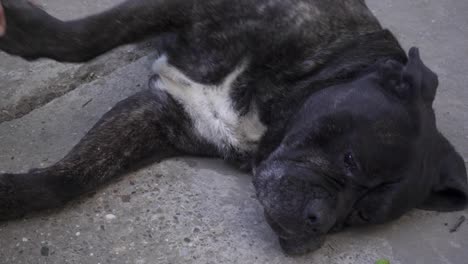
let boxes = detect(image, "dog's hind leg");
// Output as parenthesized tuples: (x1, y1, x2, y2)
(0, 88, 216, 220)
(0, 0, 192, 62)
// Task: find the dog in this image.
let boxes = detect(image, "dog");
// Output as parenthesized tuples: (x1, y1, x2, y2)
(0, 0, 467, 255)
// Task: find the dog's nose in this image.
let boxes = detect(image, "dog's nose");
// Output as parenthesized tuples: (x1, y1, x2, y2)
(305, 211, 323, 232)
(304, 202, 336, 233)
(307, 213, 319, 225)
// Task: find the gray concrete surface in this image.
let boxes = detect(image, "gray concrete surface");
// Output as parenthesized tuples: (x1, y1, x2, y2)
(0, 0, 467, 263)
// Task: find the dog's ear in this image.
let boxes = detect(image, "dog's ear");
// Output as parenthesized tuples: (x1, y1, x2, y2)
(401, 47, 439, 104)
(378, 47, 439, 104)
(419, 137, 468, 212)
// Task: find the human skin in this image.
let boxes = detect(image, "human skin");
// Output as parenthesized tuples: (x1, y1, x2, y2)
(0, 3, 6, 36)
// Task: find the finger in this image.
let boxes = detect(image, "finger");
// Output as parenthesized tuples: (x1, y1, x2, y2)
(0, 3, 6, 37)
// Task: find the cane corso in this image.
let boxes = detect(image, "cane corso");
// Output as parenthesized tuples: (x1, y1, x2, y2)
(0, 0, 467, 255)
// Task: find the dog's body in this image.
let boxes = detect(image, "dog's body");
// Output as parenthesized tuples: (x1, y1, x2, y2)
(0, 0, 467, 255)
(145, 0, 405, 165)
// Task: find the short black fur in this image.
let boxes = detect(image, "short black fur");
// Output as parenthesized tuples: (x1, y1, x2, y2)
(0, 0, 466, 255)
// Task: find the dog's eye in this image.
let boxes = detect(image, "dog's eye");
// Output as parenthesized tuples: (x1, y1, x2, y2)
(343, 152, 358, 170)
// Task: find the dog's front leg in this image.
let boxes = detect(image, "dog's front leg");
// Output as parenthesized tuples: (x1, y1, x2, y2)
(0, 0, 192, 62)
(0, 88, 217, 220)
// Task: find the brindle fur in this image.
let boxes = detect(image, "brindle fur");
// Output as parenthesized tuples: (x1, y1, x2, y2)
(0, 0, 466, 255)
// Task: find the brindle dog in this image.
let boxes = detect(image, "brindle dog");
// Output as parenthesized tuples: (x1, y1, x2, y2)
(0, 0, 466, 255)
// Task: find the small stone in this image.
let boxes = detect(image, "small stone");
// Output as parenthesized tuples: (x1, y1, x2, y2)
(75, 232, 81, 236)
(40, 246, 49, 257)
(105, 214, 117, 220)
(120, 195, 131, 203)
(22, 238, 28, 242)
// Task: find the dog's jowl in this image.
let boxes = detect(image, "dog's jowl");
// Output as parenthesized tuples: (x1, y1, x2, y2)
(0, 0, 466, 255)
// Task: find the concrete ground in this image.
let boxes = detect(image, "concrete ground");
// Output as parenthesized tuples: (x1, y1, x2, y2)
(0, 0, 467, 263)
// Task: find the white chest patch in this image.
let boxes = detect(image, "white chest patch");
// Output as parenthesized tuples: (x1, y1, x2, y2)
(151, 55, 267, 154)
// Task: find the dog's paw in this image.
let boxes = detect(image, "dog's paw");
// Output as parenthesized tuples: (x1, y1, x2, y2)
(0, 173, 27, 220)
(0, 0, 53, 60)
(0, 172, 64, 221)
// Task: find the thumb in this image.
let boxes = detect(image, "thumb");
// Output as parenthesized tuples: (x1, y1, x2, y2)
(0, 3, 5, 37)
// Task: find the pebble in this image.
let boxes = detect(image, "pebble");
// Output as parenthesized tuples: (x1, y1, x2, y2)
(105, 214, 117, 220)
(120, 195, 131, 203)
(40, 246, 49, 257)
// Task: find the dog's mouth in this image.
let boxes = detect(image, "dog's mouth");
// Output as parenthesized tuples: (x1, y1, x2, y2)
(264, 212, 327, 255)
(264, 212, 296, 239)
(279, 236, 326, 255)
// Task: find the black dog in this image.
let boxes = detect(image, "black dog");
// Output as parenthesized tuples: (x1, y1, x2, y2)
(0, 0, 467, 255)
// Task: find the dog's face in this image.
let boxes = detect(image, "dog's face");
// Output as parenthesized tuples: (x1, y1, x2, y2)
(253, 48, 468, 255)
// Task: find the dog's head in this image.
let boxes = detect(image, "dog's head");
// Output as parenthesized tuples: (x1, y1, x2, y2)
(253, 48, 468, 255)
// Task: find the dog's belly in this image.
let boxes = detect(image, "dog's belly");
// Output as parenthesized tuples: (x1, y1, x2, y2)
(151, 55, 267, 155)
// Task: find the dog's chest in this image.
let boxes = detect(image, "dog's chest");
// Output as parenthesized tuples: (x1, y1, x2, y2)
(151, 55, 267, 155)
